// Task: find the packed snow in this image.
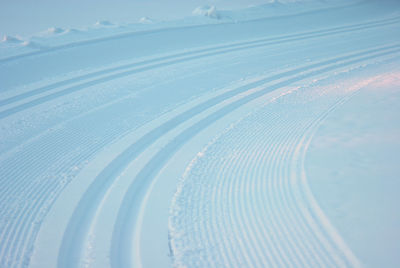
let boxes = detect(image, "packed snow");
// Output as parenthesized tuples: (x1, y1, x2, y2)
(0, 0, 399, 267)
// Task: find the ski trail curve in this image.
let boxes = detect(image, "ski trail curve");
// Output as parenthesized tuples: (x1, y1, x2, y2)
(53, 45, 400, 268)
(168, 70, 376, 267)
(1, 15, 399, 120)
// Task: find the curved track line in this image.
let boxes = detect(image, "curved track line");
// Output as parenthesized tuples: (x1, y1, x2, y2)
(235, 128, 294, 267)
(1, 16, 399, 120)
(254, 121, 314, 266)
(55, 46, 400, 268)
(107, 48, 400, 268)
(0, 0, 368, 64)
(292, 91, 366, 268)
(169, 96, 328, 266)
(1, 14, 397, 106)
(2, 45, 396, 266)
(260, 111, 337, 266)
(168, 80, 364, 267)
(227, 113, 328, 267)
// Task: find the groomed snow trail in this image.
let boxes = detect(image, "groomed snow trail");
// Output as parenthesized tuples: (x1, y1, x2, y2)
(0, 1, 400, 268)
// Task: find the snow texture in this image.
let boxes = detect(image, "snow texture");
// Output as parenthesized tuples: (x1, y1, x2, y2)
(0, 0, 399, 268)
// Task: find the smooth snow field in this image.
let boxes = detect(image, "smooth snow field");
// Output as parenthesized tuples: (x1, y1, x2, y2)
(1, 0, 400, 267)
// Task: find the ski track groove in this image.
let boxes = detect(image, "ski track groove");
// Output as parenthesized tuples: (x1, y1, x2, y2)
(51, 45, 400, 268)
(250, 121, 294, 267)
(118, 49, 400, 267)
(270, 117, 332, 267)
(232, 113, 318, 267)
(169, 78, 363, 266)
(277, 111, 344, 267)
(0, 124, 128, 267)
(0, 155, 83, 266)
(258, 120, 311, 267)
(205, 157, 233, 267)
(216, 158, 243, 268)
(0, 129, 110, 209)
(0, 61, 248, 267)
(0, 0, 384, 65)
(239, 139, 288, 267)
(0, 41, 398, 172)
(280, 97, 360, 267)
(0, 15, 398, 267)
(296, 98, 363, 268)
(221, 153, 255, 268)
(0, 105, 142, 194)
(239, 133, 292, 267)
(277, 120, 333, 267)
(172, 105, 304, 267)
(0, 45, 396, 266)
(258, 119, 309, 267)
(296, 91, 365, 268)
(281, 142, 330, 267)
(268, 129, 321, 267)
(1, 15, 399, 120)
(230, 147, 263, 267)
(0, 63, 216, 160)
(257, 118, 330, 267)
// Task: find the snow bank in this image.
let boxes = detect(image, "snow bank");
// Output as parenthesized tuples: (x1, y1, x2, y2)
(139, 17, 154, 24)
(46, 27, 65, 34)
(1, 35, 23, 43)
(192, 5, 220, 19)
(0, 0, 361, 59)
(94, 20, 114, 27)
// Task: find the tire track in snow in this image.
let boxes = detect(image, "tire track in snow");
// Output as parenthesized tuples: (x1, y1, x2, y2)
(168, 75, 367, 267)
(1, 15, 399, 120)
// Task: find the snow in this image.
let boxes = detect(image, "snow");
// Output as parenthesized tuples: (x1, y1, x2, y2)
(306, 69, 400, 268)
(1, 35, 24, 44)
(192, 6, 221, 19)
(0, 0, 400, 267)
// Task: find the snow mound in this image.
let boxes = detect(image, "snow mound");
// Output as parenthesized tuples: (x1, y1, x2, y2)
(64, 28, 80, 34)
(192, 5, 220, 19)
(47, 27, 65, 34)
(21, 40, 47, 49)
(139, 17, 154, 24)
(1, 35, 23, 43)
(95, 20, 114, 27)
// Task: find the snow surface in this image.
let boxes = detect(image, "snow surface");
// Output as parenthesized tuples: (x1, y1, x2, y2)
(0, 0, 400, 267)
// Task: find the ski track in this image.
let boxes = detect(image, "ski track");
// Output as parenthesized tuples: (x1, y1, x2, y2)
(0, 4, 399, 268)
(169, 73, 368, 267)
(2, 45, 400, 268)
(60, 46, 400, 268)
(1, 15, 399, 120)
(0, 0, 372, 64)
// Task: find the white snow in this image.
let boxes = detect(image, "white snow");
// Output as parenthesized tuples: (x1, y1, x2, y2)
(0, 0, 400, 267)
(1, 35, 24, 43)
(192, 6, 220, 19)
